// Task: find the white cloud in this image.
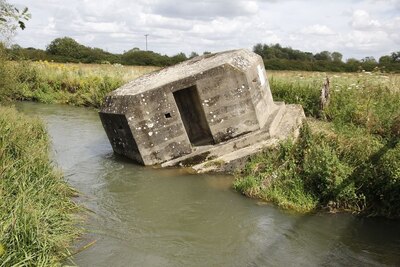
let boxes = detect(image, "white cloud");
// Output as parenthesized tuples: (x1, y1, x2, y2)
(351, 10, 381, 30)
(300, 24, 335, 35)
(141, 14, 193, 31)
(260, 31, 282, 44)
(71, 21, 129, 34)
(43, 17, 56, 35)
(148, 0, 260, 20)
(8, 0, 400, 59)
(344, 30, 390, 50)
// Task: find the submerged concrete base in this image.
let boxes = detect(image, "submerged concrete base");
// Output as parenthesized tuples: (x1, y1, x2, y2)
(161, 103, 305, 173)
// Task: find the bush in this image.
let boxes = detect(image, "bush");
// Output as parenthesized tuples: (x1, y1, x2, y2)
(234, 138, 318, 213)
(362, 142, 400, 217)
(270, 77, 321, 116)
(302, 141, 353, 203)
(0, 44, 16, 102)
(325, 85, 400, 139)
(235, 121, 400, 216)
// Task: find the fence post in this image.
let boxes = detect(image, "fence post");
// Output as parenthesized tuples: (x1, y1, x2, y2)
(320, 77, 330, 116)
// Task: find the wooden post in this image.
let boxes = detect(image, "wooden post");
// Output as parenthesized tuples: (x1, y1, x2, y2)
(320, 77, 330, 112)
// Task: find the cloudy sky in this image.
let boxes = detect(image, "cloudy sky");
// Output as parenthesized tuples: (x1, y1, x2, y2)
(11, 0, 400, 59)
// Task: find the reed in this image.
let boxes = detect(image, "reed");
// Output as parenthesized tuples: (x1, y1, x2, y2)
(0, 106, 81, 266)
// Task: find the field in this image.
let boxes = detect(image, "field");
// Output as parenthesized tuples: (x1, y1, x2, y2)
(8, 61, 159, 107)
(6, 60, 400, 110)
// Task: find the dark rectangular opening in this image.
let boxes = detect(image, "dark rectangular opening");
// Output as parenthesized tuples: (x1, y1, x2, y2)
(173, 85, 214, 146)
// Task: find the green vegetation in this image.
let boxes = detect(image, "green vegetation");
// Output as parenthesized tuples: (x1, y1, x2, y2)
(235, 71, 400, 217)
(2, 43, 158, 107)
(8, 37, 196, 67)
(0, 106, 80, 266)
(254, 43, 400, 72)
(0, 0, 30, 44)
(10, 60, 157, 108)
(6, 37, 400, 72)
(1, 7, 81, 264)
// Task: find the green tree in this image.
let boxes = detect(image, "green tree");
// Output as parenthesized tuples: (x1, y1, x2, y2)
(121, 50, 170, 66)
(379, 55, 392, 64)
(332, 52, 343, 62)
(391, 51, 400, 62)
(170, 52, 187, 64)
(189, 51, 199, 58)
(361, 56, 376, 63)
(0, 1, 30, 101)
(345, 58, 361, 72)
(0, 0, 30, 44)
(46, 37, 87, 60)
(314, 51, 332, 61)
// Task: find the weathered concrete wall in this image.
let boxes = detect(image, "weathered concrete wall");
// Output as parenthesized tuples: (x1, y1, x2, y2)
(101, 90, 193, 165)
(196, 65, 259, 143)
(100, 49, 282, 166)
(125, 90, 192, 165)
(99, 111, 144, 164)
(245, 59, 275, 129)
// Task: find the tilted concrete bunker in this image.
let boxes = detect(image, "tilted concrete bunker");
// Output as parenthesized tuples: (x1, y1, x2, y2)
(99, 49, 305, 171)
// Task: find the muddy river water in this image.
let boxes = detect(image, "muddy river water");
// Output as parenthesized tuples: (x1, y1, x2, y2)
(17, 102, 400, 266)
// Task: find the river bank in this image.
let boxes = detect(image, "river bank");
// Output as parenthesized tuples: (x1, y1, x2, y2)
(12, 102, 400, 266)
(7, 60, 158, 108)
(0, 106, 80, 266)
(235, 72, 400, 217)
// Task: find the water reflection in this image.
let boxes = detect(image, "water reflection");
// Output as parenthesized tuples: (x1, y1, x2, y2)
(17, 102, 400, 266)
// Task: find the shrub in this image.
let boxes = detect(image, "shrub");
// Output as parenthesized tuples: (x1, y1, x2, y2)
(363, 143, 400, 217)
(270, 77, 321, 116)
(0, 44, 16, 102)
(235, 121, 400, 216)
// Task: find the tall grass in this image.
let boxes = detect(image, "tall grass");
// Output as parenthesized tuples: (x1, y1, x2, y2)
(235, 122, 400, 216)
(269, 71, 400, 137)
(0, 106, 80, 266)
(8, 61, 158, 108)
(235, 71, 400, 217)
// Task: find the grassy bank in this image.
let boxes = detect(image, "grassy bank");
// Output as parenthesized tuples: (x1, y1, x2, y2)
(235, 71, 400, 217)
(7, 60, 158, 108)
(0, 47, 156, 265)
(0, 106, 80, 265)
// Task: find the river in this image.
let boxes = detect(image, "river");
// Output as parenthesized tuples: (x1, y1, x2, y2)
(16, 102, 400, 266)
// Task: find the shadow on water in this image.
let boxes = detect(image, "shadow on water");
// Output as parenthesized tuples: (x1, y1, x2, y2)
(249, 213, 400, 267)
(16, 102, 400, 267)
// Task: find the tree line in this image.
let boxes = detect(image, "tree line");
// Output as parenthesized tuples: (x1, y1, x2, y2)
(6, 37, 400, 72)
(253, 43, 400, 72)
(7, 37, 198, 67)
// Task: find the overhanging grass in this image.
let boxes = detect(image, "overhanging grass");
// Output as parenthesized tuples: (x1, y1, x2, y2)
(0, 106, 80, 266)
(235, 119, 400, 217)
